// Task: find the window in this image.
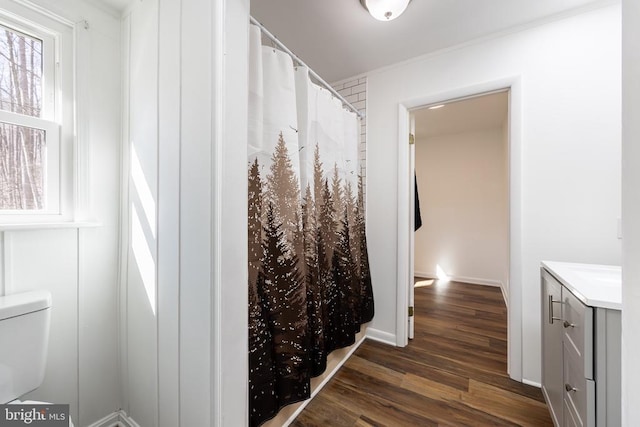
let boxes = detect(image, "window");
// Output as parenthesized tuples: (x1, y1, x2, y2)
(0, 17, 58, 213)
(0, 2, 71, 221)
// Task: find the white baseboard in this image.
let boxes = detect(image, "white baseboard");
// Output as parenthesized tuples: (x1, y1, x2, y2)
(365, 328, 396, 346)
(522, 378, 542, 388)
(86, 410, 140, 427)
(414, 271, 501, 287)
(414, 270, 435, 279)
(119, 411, 140, 427)
(281, 334, 367, 427)
(414, 271, 509, 307)
(85, 412, 119, 427)
(500, 285, 509, 309)
(449, 275, 503, 288)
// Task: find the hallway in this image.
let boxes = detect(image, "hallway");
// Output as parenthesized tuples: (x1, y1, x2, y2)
(293, 281, 553, 426)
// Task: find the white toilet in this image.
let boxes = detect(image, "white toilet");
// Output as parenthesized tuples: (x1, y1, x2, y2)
(0, 290, 74, 426)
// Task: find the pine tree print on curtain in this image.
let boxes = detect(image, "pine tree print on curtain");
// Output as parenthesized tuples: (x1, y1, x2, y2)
(247, 136, 374, 427)
(248, 24, 374, 427)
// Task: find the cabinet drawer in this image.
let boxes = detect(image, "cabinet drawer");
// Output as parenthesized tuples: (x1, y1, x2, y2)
(563, 288, 593, 378)
(564, 343, 595, 426)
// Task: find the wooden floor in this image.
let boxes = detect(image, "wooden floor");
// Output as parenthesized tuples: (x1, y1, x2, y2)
(292, 280, 553, 426)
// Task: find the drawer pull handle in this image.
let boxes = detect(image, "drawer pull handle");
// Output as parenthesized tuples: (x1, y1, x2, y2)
(549, 295, 563, 324)
(563, 320, 575, 328)
(565, 383, 577, 393)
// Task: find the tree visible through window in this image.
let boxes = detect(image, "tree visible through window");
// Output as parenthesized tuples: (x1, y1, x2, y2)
(0, 25, 45, 210)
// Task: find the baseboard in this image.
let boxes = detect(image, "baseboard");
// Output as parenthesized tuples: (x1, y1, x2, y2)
(365, 328, 397, 346)
(522, 378, 542, 388)
(414, 270, 435, 279)
(415, 271, 509, 306)
(281, 334, 367, 427)
(86, 410, 140, 427)
(449, 275, 502, 288)
(86, 412, 120, 427)
(414, 271, 501, 287)
(500, 285, 509, 310)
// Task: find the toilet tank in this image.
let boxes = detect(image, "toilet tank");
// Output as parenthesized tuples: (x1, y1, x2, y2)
(0, 291, 52, 404)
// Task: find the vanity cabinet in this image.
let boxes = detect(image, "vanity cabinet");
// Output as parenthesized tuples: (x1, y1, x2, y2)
(542, 270, 565, 425)
(540, 262, 621, 427)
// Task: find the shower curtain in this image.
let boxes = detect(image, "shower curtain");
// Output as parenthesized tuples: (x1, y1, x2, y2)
(248, 24, 374, 427)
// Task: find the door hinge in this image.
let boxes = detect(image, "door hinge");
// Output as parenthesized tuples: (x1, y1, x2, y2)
(409, 133, 415, 145)
(408, 306, 414, 317)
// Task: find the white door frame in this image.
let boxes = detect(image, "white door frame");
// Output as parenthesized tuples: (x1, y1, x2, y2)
(395, 77, 523, 381)
(408, 113, 416, 340)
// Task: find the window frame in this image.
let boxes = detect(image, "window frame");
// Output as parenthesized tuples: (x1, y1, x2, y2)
(0, 113, 61, 214)
(0, 1, 74, 223)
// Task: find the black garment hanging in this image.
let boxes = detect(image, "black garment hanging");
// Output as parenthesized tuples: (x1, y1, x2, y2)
(415, 173, 422, 231)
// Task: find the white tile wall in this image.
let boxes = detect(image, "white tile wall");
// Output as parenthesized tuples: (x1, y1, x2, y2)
(333, 77, 367, 198)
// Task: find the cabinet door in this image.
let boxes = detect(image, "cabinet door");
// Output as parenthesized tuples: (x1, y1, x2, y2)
(542, 269, 564, 426)
(563, 341, 596, 427)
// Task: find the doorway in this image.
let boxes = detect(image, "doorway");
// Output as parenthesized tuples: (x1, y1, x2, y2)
(412, 91, 509, 306)
(396, 78, 524, 381)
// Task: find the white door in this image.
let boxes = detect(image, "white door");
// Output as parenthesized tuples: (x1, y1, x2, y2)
(408, 113, 416, 340)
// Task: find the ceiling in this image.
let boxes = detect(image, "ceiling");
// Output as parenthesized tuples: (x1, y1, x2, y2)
(414, 91, 508, 139)
(96, 0, 612, 82)
(251, 0, 611, 82)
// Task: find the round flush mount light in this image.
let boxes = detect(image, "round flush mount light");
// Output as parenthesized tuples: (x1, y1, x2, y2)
(360, 0, 411, 21)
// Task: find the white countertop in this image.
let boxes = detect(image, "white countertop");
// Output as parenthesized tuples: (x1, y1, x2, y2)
(541, 261, 622, 310)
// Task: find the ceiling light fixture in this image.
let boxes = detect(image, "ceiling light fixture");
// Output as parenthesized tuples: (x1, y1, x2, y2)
(428, 104, 445, 110)
(360, 0, 411, 21)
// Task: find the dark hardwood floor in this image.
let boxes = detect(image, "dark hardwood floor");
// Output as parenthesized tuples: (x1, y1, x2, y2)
(292, 280, 553, 426)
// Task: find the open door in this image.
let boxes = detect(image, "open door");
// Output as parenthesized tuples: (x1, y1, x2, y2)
(408, 113, 416, 340)
(397, 81, 521, 376)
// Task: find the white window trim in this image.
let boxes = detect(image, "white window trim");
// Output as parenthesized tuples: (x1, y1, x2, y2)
(0, 0, 89, 227)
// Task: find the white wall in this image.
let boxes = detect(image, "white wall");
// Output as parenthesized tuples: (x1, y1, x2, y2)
(621, 0, 640, 424)
(365, 4, 621, 384)
(415, 127, 508, 290)
(0, 1, 122, 425)
(122, 0, 249, 425)
(121, 0, 158, 424)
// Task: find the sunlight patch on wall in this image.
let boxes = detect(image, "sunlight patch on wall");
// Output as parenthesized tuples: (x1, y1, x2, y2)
(132, 204, 156, 315)
(436, 264, 450, 282)
(131, 146, 156, 238)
